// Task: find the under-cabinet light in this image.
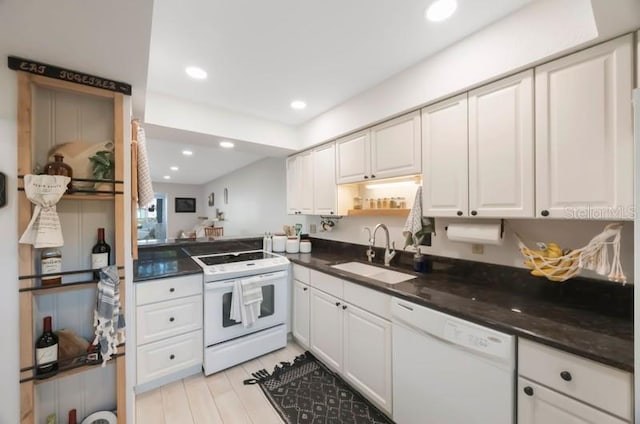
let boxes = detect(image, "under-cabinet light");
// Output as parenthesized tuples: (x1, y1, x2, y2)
(365, 181, 419, 190)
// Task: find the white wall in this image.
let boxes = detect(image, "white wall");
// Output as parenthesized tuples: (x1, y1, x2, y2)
(309, 216, 635, 283)
(201, 157, 307, 237)
(152, 182, 205, 238)
(0, 56, 20, 424)
(297, 0, 640, 148)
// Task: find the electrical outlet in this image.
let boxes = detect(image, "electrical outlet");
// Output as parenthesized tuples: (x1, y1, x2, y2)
(471, 244, 484, 255)
(309, 224, 317, 234)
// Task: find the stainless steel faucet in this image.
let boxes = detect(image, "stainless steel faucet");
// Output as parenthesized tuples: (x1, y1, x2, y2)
(364, 224, 396, 266)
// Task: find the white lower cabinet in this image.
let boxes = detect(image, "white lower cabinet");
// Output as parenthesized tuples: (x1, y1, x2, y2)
(303, 267, 393, 415)
(518, 338, 632, 423)
(342, 303, 392, 414)
(292, 279, 310, 349)
(309, 288, 343, 372)
(518, 378, 626, 424)
(135, 274, 204, 390)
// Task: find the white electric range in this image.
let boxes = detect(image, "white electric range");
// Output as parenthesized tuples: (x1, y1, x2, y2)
(190, 250, 290, 375)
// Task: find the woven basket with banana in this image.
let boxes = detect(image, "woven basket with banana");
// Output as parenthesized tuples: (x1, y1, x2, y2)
(516, 223, 626, 284)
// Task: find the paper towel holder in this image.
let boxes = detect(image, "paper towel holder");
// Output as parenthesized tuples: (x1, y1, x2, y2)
(444, 219, 505, 238)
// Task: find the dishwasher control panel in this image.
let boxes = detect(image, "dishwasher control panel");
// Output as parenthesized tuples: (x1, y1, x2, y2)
(443, 320, 508, 357)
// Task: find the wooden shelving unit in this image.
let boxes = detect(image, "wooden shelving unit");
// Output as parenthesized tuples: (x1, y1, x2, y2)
(16, 72, 127, 424)
(348, 208, 410, 217)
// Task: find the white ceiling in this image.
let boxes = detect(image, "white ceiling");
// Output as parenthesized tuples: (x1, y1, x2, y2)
(146, 0, 531, 126)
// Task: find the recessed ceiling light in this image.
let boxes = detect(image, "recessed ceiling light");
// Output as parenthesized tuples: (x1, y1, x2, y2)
(163, 175, 171, 180)
(425, 0, 457, 22)
(290, 100, 307, 110)
(182, 150, 193, 156)
(170, 166, 179, 171)
(185, 66, 207, 80)
(219, 141, 235, 149)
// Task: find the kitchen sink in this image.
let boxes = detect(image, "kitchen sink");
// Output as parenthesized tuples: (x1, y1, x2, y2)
(330, 262, 416, 284)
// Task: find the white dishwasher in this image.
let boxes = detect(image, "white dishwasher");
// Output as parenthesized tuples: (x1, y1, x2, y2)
(391, 297, 515, 424)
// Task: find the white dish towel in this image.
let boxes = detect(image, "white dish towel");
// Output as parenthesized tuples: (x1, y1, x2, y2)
(230, 276, 263, 328)
(402, 186, 433, 248)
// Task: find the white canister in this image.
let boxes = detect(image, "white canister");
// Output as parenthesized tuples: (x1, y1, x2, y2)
(285, 237, 300, 253)
(299, 240, 312, 253)
(272, 234, 287, 252)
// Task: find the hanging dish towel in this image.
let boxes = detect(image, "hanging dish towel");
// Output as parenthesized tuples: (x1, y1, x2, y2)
(93, 265, 126, 366)
(136, 125, 155, 208)
(402, 186, 433, 248)
(230, 276, 263, 327)
(19, 174, 70, 248)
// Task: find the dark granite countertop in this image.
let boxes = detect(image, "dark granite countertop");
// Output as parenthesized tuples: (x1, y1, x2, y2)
(133, 237, 263, 282)
(285, 243, 633, 372)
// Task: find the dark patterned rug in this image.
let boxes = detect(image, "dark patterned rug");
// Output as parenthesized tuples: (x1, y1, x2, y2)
(244, 351, 394, 424)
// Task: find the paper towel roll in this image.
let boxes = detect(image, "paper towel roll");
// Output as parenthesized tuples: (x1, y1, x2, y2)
(446, 223, 503, 245)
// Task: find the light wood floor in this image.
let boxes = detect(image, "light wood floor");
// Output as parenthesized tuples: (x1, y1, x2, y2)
(136, 342, 305, 424)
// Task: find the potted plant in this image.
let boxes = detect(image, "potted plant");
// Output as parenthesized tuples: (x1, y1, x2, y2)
(89, 149, 114, 191)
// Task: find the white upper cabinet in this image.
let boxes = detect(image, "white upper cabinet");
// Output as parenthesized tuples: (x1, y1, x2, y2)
(422, 94, 469, 217)
(286, 151, 314, 215)
(535, 35, 634, 220)
(336, 111, 421, 184)
(286, 156, 300, 215)
(370, 111, 422, 180)
(468, 70, 534, 218)
(313, 143, 337, 215)
(336, 130, 371, 184)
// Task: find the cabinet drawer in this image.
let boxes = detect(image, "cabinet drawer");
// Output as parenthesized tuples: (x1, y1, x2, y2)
(137, 330, 203, 385)
(136, 295, 203, 345)
(136, 274, 202, 305)
(292, 264, 310, 284)
(518, 338, 632, 420)
(310, 270, 343, 298)
(343, 280, 391, 320)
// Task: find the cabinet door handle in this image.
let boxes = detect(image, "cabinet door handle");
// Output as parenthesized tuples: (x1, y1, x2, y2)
(560, 371, 572, 381)
(169, 288, 175, 293)
(471, 210, 478, 216)
(398, 303, 414, 311)
(330, 211, 334, 215)
(335, 302, 341, 307)
(541, 210, 550, 217)
(371, 174, 376, 178)
(303, 287, 308, 291)
(523, 386, 534, 396)
(342, 305, 347, 310)
(169, 317, 175, 322)
(169, 354, 175, 360)
(456, 211, 463, 216)
(364, 175, 369, 179)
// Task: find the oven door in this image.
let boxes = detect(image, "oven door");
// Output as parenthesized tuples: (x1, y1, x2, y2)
(204, 270, 287, 347)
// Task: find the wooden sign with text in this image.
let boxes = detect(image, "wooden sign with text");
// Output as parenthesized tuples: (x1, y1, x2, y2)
(7, 56, 132, 95)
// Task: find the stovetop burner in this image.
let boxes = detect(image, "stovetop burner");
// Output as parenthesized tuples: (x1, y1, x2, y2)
(198, 251, 279, 266)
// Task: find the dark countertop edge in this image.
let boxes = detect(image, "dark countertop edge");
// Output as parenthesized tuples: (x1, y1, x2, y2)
(287, 255, 633, 372)
(133, 268, 202, 283)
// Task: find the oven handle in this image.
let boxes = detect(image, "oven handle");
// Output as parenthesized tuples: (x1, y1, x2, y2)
(205, 270, 287, 291)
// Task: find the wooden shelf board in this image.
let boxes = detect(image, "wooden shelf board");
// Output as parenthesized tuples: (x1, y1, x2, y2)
(348, 208, 410, 217)
(63, 193, 116, 200)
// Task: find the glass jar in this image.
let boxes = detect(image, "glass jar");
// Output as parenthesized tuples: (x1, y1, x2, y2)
(353, 196, 363, 210)
(369, 198, 376, 209)
(41, 247, 62, 286)
(390, 197, 397, 208)
(363, 198, 369, 209)
(44, 154, 73, 193)
(399, 197, 407, 209)
(376, 198, 382, 209)
(382, 197, 389, 209)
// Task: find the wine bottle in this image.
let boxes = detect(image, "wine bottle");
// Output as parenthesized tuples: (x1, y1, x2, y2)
(41, 247, 62, 286)
(91, 228, 111, 279)
(35, 316, 58, 377)
(68, 409, 77, 424)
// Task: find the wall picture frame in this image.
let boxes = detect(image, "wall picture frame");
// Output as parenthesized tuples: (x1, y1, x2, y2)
(175, 197, 196, 213)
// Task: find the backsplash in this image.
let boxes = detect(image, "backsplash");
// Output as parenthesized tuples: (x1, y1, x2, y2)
(308, 216, 635, 284)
